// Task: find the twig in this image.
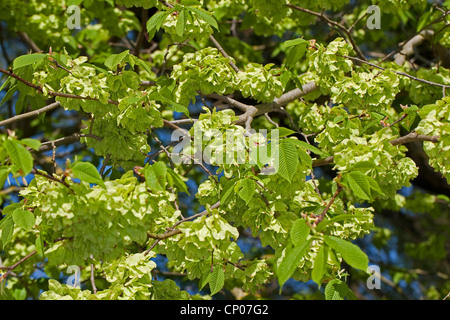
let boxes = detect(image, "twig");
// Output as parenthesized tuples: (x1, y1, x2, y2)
(226, 260, 245, 271)
(0, 237, 69, 283)
(144, 201, 220, 255)
(37, 132, 102, 152)
(89, 254, 97, 294)
(316, 185, 342, 223)
(17, 32, 41, 53)
(51, 141, 56, 174)
(443, 291, 450, 300)
(134, 8, 148, 57)
(209, 35, 241, 73)
(149, 131, 175, 169)
(286, 3, 366, 60)
(0, 101, 61, 127)
(0, 251, 37, 283)
(0, 186, 23, 195)
(264, 113, 279, 127)
(0, 68, 119, 106)
(342, 54, 450, 91)
(148, 228, 182, 240)
(389, 132, 439, 146)
(349, 11, 368, 32)
(176, 153, 218, 183)
(99, 154, 111, 176)
(312, 132, 440, 167)
(32, 168, 73, 191)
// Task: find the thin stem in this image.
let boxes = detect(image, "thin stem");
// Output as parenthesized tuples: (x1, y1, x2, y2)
(286, 3, 366, 60)
(209, 35, 241, 73)
(0, 101, 61, 127)
(32, 168, 73, 191)
(342, 54, 450, 91)
(99, 154, 111, 176)
(144, 201, 220, 256)
(312, 132, 440, 167)
(90, 254, 97, 294)
(316, 185, 342, 223)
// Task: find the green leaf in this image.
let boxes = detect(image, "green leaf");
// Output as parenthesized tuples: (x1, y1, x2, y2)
(145, 162, 167, 192)
(13, 53, 47, 70)
(290, 139, 330, 157)
(282, 38, 310, 49)
(176, 8, 186, 37)
(290, 219, 310, 246)
(12, 208, 35, 231)
(367, 176, 384, 196)
(181, 0, 201, 5)
(148, 91, 189, 115)
(126, 225, 148, 244)
(312, 244, 328, 286)
(12, 288, 26, 300)
(1, 215, 14, 249)
(325, 279, 350, 300)
(167, 167, 189, 195)
(416, 10, 433, 32)
(267, 127, 296, 140)
(19, 138, 41, 151)
(275, 139, 299, 182)
(0, 166, 10, 188)
(277, 239, 312, 288)
(282, 38, 309, 68)
(280, 70, 292, 88)
(129, 55, 153, 76)
(220, 179, 236, 205)
(209, 265, 225, 296)
(0, 287, 15, 300)
(316, 214, 372, 232)
(71, 162, 104, 185)
(344, 171, 371, 201)
(0, 84, 17, 106)
(4, 139, 33, 175)
(0, 76, 13, 92)
(297, 148, 312, 169)
(237, 178, 255, 205)
(104, 50, 130, 71)
(188, 7, 218, 30)
(199, 268, 211, 290)
(146, 11, 170, 39)
(324, 235, 369, 271)
(35, 234, 45, 257)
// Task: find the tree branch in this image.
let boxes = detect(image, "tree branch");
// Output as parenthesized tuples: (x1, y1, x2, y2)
(17, 32, 41, 53)
(0, 101, 61, 127)
(312, 132, 440, 167)
(342, 54, 450, 91)
(37, 132, 103, 152)
(32, 168, 73, 191)
(0, 237, 69, 284)
(207, 81, 319, 127)
(286, 3, 366, 60)
(0, 68, 120, 106)
(389, 132, 439, 146)
(209, 35, 241, 73)
(144, 201, 220, 255)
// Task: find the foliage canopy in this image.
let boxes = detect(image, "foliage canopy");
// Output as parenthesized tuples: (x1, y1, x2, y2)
(0, 0, 449, 300)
